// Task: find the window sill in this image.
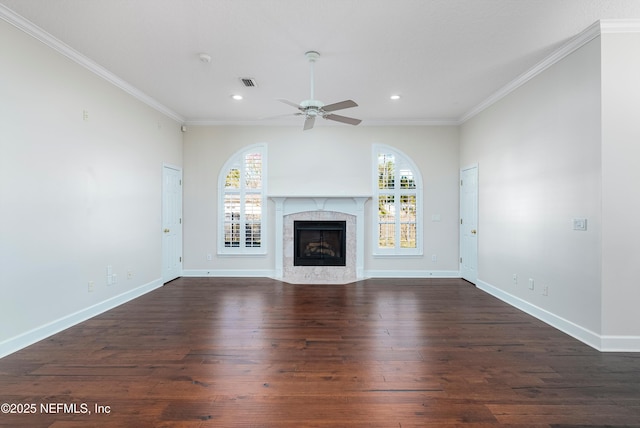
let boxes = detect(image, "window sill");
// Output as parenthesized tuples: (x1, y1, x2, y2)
(372, 252, 424, 258)
(217, 252, 267, 257)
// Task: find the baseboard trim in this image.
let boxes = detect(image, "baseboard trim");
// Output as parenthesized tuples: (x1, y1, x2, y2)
(0, 278, 164, 359)
(364, 270, 460, 279)
(183, 269, 460, 280)
(476, 279, 640, 352)
(599, 335, 640, 352)
(182, 269, 276, 278)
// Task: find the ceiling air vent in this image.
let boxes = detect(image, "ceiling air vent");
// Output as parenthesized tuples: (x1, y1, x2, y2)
(240, 78, 257, 87)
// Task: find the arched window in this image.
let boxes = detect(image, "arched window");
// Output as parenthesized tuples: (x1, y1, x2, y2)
(218, 144, 267, 255)
(373, 144, 423, 256)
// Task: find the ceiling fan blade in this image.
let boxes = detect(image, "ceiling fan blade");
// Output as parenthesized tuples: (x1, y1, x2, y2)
(324, 114, 362, 126)
(259, 112, 302, 120)
(303, 116, 316, 130)
(322, 100, 358, 112)
(277, 98, 304, 110)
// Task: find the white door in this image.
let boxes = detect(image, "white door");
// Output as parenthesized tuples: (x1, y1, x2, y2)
(162, 165, 183, 283)
(460, 165, 478, 284)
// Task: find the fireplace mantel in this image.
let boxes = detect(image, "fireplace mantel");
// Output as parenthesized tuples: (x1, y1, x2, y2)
(269, 196, 370, 214)
(269, 196, 370, 283)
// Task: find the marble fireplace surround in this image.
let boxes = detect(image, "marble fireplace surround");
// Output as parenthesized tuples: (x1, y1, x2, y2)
(270, 196, 370, 284)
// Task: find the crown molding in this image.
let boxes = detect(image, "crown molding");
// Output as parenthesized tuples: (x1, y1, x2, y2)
(600, 19, 640, 33)
(458, 20, 604, 123)
(0, 4, 184, 124)
(183, 118, 460, 127)
(459, 19, 640, 124)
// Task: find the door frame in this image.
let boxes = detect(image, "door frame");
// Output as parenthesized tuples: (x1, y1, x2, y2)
(162, 163, 183, 283)
(459, 163, 478, 284)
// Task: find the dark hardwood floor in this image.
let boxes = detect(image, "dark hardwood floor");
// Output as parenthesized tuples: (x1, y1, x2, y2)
(1, 277, 639, 427)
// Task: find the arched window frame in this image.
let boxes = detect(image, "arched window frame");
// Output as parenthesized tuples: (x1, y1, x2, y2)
(372, 144, 423, 256)
(218, 143, 267, 255)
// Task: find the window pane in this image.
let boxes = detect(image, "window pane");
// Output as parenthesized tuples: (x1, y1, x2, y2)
(378, 153, 395, 189)
(245, 152, 262, 189)
(378, 195, 395, 222)
(224, 223, 240, 247)
(379, 223, 395, 248)
(224, 194, 240, 247)
(225, 168, 240, 189)
(243, 193, 262, 247)
(245, 223, 261, 247)
(400, 194, 416, 222)
(224, 194, 240, 220)
(400, 223, 417, 248)
(400, 169, 416, 189)
(245, 194, 261, 221)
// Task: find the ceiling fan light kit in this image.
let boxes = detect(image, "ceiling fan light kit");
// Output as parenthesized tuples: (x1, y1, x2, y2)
(276, 51, 362, 130)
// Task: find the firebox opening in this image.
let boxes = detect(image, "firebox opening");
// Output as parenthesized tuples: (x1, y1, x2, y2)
(294, 221, 346, 266)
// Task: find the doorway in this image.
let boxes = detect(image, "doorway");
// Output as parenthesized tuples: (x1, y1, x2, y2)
(460, 164, 478, 284)
(162, 164, 183, 283)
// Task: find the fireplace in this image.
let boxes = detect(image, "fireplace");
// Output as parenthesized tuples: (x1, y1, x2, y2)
(294, 221, 346, 266)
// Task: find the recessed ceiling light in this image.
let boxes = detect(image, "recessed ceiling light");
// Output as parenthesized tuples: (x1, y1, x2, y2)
(390, 94, 401, 100)
(231, 94, 243, 101)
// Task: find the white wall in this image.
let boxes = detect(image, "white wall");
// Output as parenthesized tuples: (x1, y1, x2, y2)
(182, 125, 460, 277)
(600, 32, 640, 340)
(460, 39, 604, 340)
(0, 19, 183, 356)
(460, 32, 640, 351)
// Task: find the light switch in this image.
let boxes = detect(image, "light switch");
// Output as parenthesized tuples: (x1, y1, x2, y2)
(573, 218, 587, 231)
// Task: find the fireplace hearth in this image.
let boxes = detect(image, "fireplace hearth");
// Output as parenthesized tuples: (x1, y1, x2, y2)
(294, 221, 346, 266)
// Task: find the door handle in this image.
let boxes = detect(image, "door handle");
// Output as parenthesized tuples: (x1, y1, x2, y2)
(164, 228, 170, 233)
(471, 229, 477, 235)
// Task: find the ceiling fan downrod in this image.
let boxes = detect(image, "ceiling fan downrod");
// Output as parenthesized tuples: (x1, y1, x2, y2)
(305, 51, 320, 101)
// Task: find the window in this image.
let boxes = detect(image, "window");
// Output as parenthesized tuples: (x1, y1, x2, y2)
(373, 145, 422, 255)
(219, 144, 266, 254)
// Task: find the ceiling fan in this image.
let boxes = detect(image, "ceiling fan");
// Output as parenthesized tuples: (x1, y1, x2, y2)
(277, 51, 361, 131)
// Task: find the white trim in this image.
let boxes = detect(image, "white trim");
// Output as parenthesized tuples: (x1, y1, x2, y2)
(183, 119, 460, 127)
(364, 270, 460, 278)
(600, 19, 640, 34)
(183, 269, 276, 278)
(599, 336, 640, 352)
(459, 20, 640, 124)
(459, 21, 602, 123)
(218, 143, 268, 255)
(0, 4, 184, 123)
(476, 279, 640, 352)
(372, 144, 424, 256)
(0, 278, 163, 359)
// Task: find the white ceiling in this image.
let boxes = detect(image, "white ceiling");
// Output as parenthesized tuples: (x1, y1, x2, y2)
(2, 0, 640, 127)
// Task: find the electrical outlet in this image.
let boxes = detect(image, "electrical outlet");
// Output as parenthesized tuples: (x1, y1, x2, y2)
(513, 274, 518, 285)
(529, 278, 534, 290)
(88, 281, 94, 292)
(112, 273, 117, 284)
(542, 286, 549, 296)
(206, 254, 213, 261)
(431, 254, 437, 263)
(127, 270, 133, 279)
(107, 265, 113, 286)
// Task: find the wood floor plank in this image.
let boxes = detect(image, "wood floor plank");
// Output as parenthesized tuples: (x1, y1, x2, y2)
(1, 277, 639, 427)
